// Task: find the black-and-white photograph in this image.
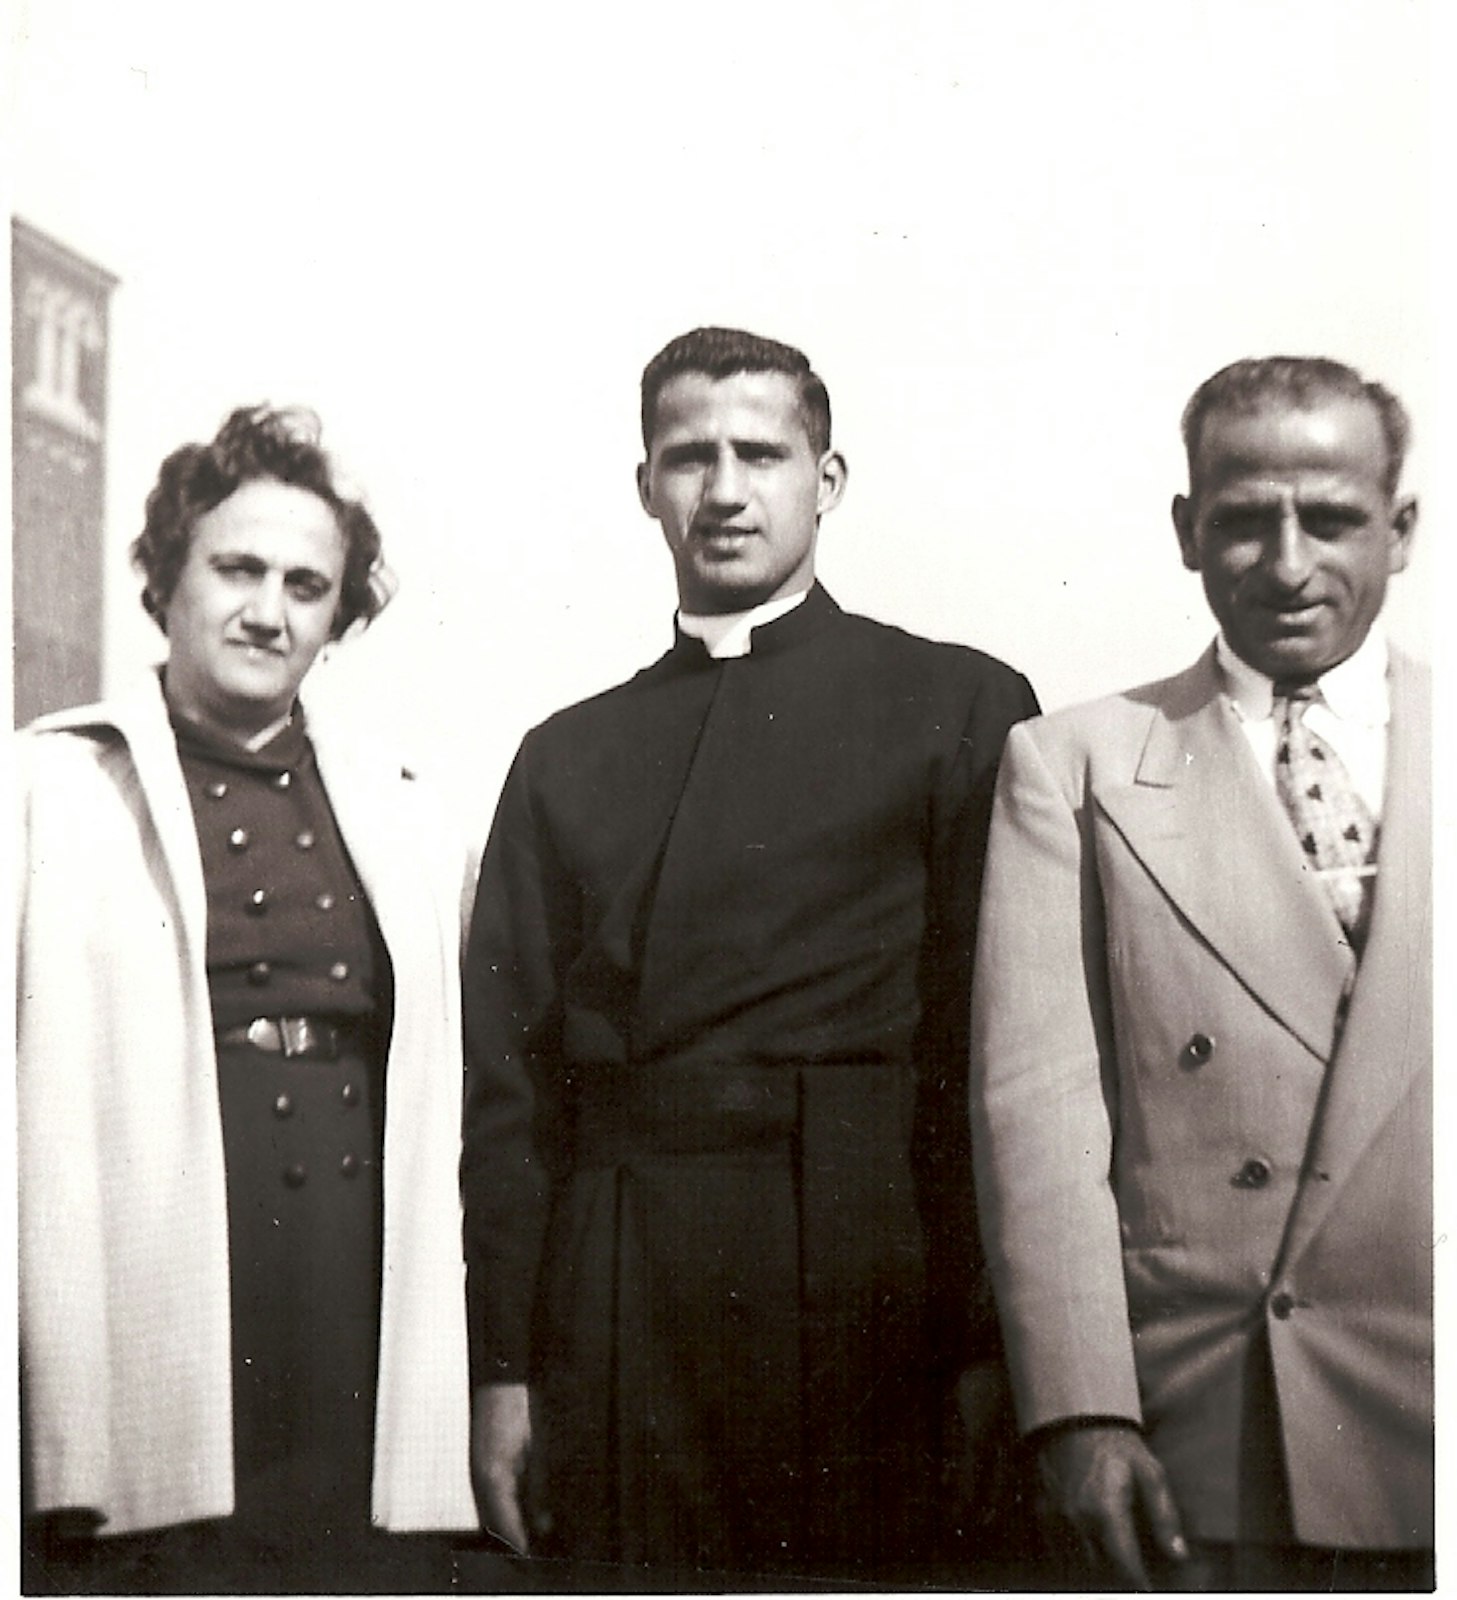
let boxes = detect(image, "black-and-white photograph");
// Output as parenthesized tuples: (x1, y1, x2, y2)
(9, 1, 1440, 1592)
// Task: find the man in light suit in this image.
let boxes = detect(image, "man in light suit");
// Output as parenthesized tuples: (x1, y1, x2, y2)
(968, 357, 1431, 1590)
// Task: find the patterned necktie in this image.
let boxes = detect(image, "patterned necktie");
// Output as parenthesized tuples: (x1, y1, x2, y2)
(1272, 681, 1377, 955)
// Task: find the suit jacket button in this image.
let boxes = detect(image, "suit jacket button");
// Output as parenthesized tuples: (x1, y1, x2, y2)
(1183, 1032, 1215, 1066)
(1234, 1157, 1271, 1188)
(1270, 1291, 1295, 1319)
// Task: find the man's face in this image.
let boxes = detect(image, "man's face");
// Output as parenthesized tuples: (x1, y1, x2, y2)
(637, 370, 846, 615)
(1173, 397, 1416, 681)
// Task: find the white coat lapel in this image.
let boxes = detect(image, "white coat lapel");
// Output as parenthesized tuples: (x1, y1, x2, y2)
(1095, 651, 1351, 1062)
(34, 675, 212, 971)
(307, 714, 421, 959)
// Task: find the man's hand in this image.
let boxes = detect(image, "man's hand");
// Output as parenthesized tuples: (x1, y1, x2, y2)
(1037, 1422, 1187, 1590)
(471, 1381, 535, 1554)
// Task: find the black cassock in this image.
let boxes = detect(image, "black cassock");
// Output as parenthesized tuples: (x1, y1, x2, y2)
(462, 586, 1037, 1579)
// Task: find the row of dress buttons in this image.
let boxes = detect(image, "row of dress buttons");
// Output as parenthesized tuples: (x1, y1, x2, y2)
(207, 778, 332, 917)
(272, 1082, 362, 1117)
(248, 959, 352, 985)
(230, 807, 326, 917)
(207, 773, 293, 798)
(243, 887, 336, 915)
(276, 1079, 365, 1188)
(228, 828, 316, 851)
(282, 1154, 366, 1187)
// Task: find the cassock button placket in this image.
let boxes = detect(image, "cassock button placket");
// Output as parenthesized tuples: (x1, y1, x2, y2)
(341, 1081, 359, 1106)
(295, 830, 316, 850)
(228, 828, 250, 852)
(247, 888, 269, 915)
(316, 892, 336, 912)
(206, 781, 229, 800)
(248, 961, 272, 987)
(329, 961, 350, 982)
(274, 770, 293, 790)
(283, 1162, 308, 1188)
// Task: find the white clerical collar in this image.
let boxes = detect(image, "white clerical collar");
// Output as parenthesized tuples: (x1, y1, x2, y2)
(677, 588, 810, 659)
(1215, 625, 1390, 727)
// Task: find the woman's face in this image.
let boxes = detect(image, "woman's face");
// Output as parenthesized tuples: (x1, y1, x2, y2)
(162, 478, 346, 740)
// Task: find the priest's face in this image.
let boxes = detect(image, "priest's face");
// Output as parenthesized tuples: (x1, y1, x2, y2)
(637, 370, 846, 616)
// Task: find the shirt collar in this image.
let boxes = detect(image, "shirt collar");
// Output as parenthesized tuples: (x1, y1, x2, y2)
(676, 588, 811, 659)
(1215, 626, 1390, 727)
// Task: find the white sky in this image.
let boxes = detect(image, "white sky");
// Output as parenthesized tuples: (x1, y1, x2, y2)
(7, 0, 1439, 833)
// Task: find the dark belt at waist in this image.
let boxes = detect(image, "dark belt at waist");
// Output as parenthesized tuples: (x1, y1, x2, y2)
(566, 1061, 928, 1323)
(216, 1015, 365, 1060)
(567, 1059, 913, 1164)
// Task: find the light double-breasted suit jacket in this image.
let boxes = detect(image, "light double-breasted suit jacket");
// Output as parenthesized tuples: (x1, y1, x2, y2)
(969, 643, 1431, 1550)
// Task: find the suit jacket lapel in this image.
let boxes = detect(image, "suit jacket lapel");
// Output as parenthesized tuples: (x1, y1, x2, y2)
(1276, 651, 1432, 1270)
(1096, 648, 1350, 1062)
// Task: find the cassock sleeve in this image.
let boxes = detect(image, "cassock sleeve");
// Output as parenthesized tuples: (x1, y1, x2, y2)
(914, 665, 1040, 1372)
(461, 736, 572, 1386)
(967, 718, 1142, 1432)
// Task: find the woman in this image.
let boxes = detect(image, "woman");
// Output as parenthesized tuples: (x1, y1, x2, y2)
(17, 407, 476, 1592)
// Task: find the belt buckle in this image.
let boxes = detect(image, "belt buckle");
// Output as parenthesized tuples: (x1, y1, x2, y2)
(280, 1016, 313, 1057)
(245, 1016, 282, 1053)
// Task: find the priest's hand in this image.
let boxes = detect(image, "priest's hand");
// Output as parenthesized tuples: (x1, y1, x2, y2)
(1036, 1421, 1187, 1591)
(471, 1381, 538, 1554)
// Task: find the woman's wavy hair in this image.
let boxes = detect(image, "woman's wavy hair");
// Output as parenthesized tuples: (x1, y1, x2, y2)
(131, 405, 395, 638)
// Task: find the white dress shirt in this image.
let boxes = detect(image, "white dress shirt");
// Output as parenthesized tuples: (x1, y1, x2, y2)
(677, 588, 810, 659)
(1215, 626, 1390, 821)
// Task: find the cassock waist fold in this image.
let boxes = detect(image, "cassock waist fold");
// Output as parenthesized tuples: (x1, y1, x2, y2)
(557, 1058, 928, 1351)
(566, 1058, 914, 1167)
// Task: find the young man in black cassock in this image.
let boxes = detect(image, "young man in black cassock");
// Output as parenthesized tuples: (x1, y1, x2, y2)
(462, 327, 1038, 1584)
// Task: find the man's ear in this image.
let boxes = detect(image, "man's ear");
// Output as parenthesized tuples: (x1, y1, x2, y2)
(817, 451, 848, 518)
(636, 460, 653, 516)
(1388, 495, 1418, 575)
(1172, 493, 1199, 572)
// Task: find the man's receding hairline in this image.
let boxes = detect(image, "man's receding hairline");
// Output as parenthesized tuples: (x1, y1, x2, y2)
(1181, 356, 1410, 498)
(1187, 391, 1398, 493)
